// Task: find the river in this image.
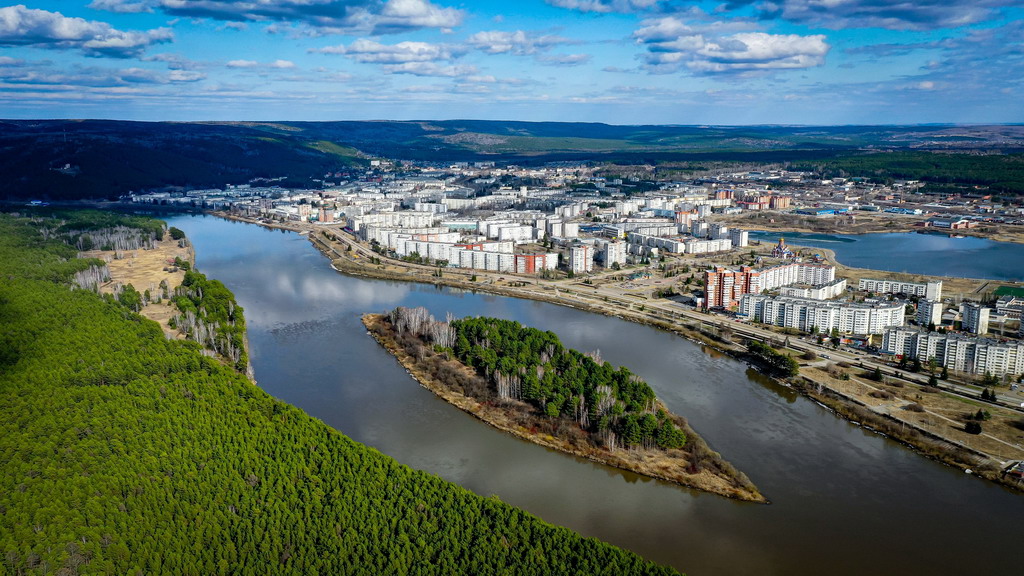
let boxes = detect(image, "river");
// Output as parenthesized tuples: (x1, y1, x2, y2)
(749, 230, 1024, 281)
(169, 215, 1022, 576)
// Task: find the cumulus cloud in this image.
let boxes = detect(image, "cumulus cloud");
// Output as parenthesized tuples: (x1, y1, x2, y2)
(466, 30, 570, 55)
(0, 5, 172, 58)
(158, 0, 462, 35)
(634, 17, 828, 74)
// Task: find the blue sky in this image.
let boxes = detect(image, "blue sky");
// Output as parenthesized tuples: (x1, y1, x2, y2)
(1, 1, 1021, 124)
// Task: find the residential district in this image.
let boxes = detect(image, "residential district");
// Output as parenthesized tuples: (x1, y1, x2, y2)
(130, 161, 1024, 381)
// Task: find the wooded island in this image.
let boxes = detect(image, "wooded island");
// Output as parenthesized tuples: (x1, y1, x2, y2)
(365, 307, 765, 503)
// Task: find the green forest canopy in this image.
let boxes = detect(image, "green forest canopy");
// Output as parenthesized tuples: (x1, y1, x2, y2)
(0, 211, 679, 576)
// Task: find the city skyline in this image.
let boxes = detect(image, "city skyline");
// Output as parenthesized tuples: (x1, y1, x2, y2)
(1, 1, 1022, 124)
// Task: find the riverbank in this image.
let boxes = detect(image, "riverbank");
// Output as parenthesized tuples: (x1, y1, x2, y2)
(215, 211, 1024, 493)
(363, 312, 766, 503)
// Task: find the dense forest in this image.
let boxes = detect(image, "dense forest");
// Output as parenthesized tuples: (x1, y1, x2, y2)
(0, 212, 680, 575)
(386, 307, 688, 452)
(170, 269, 249, 373)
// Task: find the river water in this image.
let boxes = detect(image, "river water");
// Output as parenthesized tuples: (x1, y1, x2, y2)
(169, 215, 1022, 576)
(749, 230, 1024, 281)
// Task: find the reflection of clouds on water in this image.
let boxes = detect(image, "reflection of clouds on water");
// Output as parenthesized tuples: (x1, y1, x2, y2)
(240, 260, 407, 328)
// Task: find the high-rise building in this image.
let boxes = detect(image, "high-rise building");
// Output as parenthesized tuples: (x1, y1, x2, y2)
(960, 302, 990, 335)
(568, 244, 593, 275)
(916, 299, 944, 328)
(597, 240, 626, 268)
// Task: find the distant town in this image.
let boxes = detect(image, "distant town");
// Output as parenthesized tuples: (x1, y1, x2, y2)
(128, 160, 1024, 381)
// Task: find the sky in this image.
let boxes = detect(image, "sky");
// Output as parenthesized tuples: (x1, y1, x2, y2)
(0, 1, 1022, 124)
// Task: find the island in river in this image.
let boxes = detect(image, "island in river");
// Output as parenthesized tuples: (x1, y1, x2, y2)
(364, 307, 766, 503)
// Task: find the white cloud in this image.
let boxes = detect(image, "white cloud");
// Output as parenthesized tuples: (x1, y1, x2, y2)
(0, 5, 172, 58)
(382, 62, 476, 77)
(157, 0, 463, 35)
(227, 59, 297, 69)
(319, 38, 459, 63)
(466, 30, 569, 55)
(88, 0, 155, 14)
(763, 0, 1015, 31)
(168, 69, 205, 82)
(537, 53, 592, 66)
(546, 0, 663, 13)
(634, 17, 829, 74)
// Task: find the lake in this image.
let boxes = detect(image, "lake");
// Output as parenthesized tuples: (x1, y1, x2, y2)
(749, 230, 1024, 281)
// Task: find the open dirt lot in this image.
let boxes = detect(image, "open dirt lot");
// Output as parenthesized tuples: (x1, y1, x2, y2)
(80, 232, 193, 338)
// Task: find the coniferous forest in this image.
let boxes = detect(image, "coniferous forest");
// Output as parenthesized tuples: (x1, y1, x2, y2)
(0, 212, 679, 576)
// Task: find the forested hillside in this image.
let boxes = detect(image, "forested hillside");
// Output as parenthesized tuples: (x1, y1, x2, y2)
(0, 212, 679, 576)
(3, 120, 1023, 201)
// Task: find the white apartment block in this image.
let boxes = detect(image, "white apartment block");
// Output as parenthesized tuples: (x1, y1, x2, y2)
(741, 294, 905, 335)
(597, 240, 627, 267)
(364, 227, 459, 248)
(858, 278, 942, 300)
(569, 244, 594, 274)
(960, 302, 990, 335)
(347, 211, 437, 232)
(778, 278, 847, 300)
(916, 299, 944, 327)
(882, 329, 1024, 377)
(628, 232, 687, 254)
(729, 228, 750, 248)
(752, 262, 836, 293)
(684, 238, 732, 254)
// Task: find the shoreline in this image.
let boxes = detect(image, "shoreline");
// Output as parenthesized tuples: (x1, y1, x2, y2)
(362, 313, 767, 503)
(213, 211, 1024, 494)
